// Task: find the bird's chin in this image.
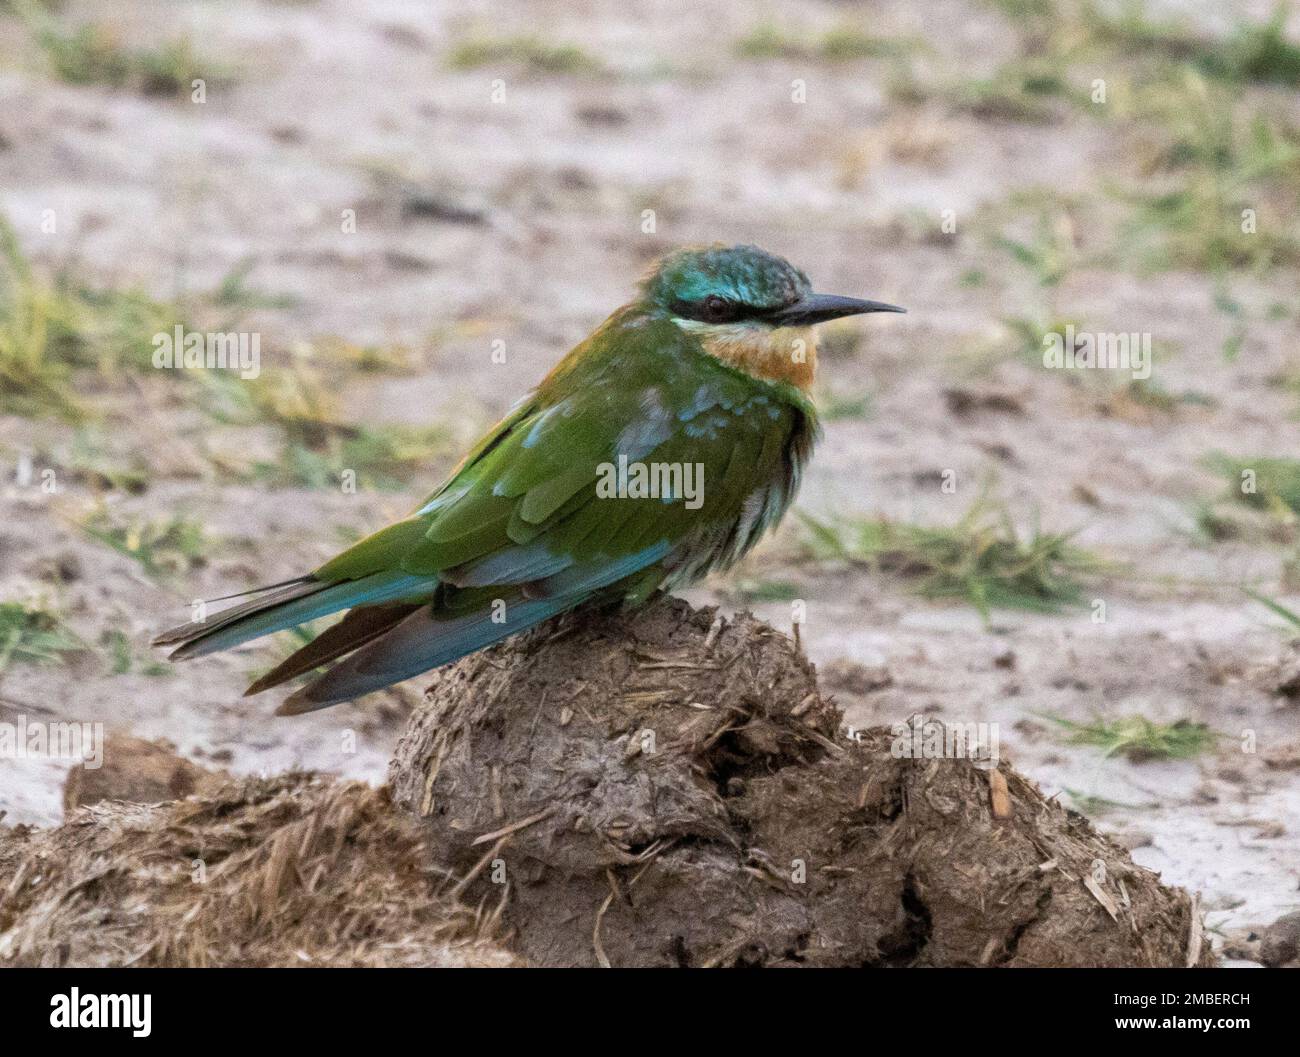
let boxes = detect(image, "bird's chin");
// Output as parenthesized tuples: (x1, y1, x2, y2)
(676, 319, 818, 390)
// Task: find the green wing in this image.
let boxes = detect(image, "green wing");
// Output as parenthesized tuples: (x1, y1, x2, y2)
(318, 310, 812, 596)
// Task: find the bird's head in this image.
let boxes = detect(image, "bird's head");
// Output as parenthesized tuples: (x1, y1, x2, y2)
(641, 244, 903, 390)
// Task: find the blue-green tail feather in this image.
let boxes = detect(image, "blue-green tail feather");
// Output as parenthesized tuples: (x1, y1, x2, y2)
(279, 541, 671, 713)
(157, 570, 437, 660)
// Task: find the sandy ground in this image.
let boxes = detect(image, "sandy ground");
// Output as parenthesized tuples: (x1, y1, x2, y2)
(1, 0, 1298, 963)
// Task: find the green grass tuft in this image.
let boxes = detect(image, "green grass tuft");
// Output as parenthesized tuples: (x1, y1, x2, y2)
(817, 388, 874, 421)
(0, 216, 81, 420)
(211, 259, 299, 313)
(798, 494, 1103, 618)
(817, 28, 898, 61)
(267, 423, 457, 491)
(78, 508, 210, 580)
(447, 36, 602, 74)
(1083, 1, 1300, 88)
(1042, 713, 1219, 761)
(1199, 8, 1300, 88)
(35, 24, 225, 97)
(1208, 454, 1300, 517)
(101, 628, 173, 676)
(0, 215, 183, 419)
(198, 358, 456, 490)
(1191, 503, 1243, 543)
(735, 24, 805, 59)
(950, 59, 1080, 122)
(1117, 71, 1300, 273)
(993, 209, 1079, 289)
(1060, 787, 1151, 814)
(737, 23, 899, 61)
(0, 598, 82, 670)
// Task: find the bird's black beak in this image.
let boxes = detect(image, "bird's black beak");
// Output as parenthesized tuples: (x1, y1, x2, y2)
(769, 293, 906, 327)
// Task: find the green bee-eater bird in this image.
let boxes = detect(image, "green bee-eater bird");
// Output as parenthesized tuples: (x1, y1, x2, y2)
(155, 244, 903, 713)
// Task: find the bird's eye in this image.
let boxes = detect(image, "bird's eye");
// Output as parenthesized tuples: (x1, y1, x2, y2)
(701, 295, 732, 322)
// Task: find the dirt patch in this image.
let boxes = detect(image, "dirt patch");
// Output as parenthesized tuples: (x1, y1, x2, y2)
(0, 772, 516, 967)
(390, 596, 1210, 967)
(62, 733, 230, 814)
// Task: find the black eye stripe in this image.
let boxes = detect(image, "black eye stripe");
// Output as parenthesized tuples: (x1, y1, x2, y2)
(670, 297, 776, 324)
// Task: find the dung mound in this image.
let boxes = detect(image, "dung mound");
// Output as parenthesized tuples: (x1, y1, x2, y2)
(391, 595, 1211, 968)
(0, 773, 516, 968)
